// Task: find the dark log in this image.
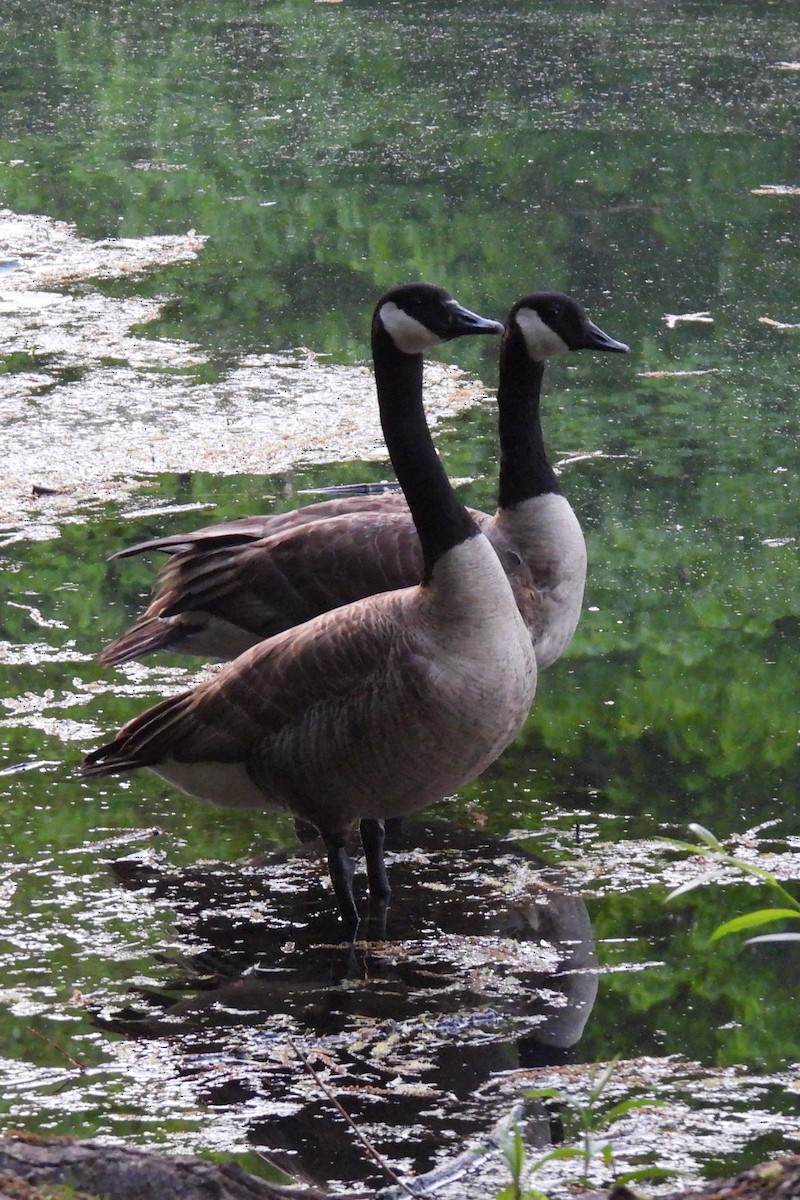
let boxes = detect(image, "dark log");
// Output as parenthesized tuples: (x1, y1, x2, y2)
(0, 1134, 349, 1200)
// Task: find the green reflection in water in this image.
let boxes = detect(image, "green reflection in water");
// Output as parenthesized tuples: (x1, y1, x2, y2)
(1, 0, 798, 361)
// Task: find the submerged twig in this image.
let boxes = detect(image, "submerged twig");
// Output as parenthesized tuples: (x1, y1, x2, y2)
(23, 1025, 87, 1071)
(289, 1038, 426, 1199)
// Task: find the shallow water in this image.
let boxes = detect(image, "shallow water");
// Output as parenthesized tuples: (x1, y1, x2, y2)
(2, 0, 800, 1194)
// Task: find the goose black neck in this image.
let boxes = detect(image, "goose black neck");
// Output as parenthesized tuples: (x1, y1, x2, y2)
(372, 324, 478, 583)
(496, 325, 562, 510)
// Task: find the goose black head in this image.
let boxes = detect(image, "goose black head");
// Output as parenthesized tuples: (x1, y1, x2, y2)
(375, 282, 504, 355)
(509, 291, 630, 361)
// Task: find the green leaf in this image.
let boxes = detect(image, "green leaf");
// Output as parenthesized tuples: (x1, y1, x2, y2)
(536, 1146, 589, 1163)
(617, 1165, 680, 1184)
(523, 1087, 563, 1101)
(595, 1097, 666, 1128)
(665, 877, 708, 901)
(587, 1055, 619, 1101)
(499, 1126, 526, 1182)
(686, 822, 724, 850)
(659, 836, 713, 855)
(710, 908, 800, 941)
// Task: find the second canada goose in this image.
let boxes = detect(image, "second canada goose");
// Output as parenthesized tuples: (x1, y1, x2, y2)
(98, 293, 629, 670)
(80, 283, 537, 934)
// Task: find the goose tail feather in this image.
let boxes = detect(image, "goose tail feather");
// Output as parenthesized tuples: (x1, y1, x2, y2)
(79, 751, 146, 778)
(79, 689, 197, 776)
(98, 616, 198, 666)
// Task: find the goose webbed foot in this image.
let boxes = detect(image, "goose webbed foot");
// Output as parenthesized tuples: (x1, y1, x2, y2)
(325, 838, 361, 938)
(360, 817, 391, 936)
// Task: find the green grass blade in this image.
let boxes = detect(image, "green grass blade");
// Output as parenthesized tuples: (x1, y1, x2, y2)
(710, 908, 800, 941)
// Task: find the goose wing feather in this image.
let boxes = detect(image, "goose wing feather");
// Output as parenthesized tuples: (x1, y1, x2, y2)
(100, 507, 541, 667)
(99, 510, 427, 665)
(154, 511, 427, 624)
(85, 597, 408, 771)
(111, 494, 407, 559)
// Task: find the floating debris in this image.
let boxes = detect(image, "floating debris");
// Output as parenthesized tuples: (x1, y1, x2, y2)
(758, 316, 800, 330)
(131, 160, 189, 172)
(637, 369, 720, 378)
(553, 450, 637, 475)
(1, 209, 491, 533)
(663, 312, 714, 329)
(750, 185, 800, 196)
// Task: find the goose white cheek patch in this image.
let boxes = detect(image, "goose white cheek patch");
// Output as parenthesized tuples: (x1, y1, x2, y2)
(515, 308, 570, 359)
(380, 301, 443, 354)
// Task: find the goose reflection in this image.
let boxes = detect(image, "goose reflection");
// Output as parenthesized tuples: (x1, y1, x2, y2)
(100, 819, 597, 1190)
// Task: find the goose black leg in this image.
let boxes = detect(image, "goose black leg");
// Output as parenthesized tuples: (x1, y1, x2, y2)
(294, 817, 318, 843)
(360, 818, 391, 936)
(324, 837, 361, 937)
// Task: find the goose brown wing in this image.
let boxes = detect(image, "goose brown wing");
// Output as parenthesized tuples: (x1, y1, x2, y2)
(98, 508, 542, 667)
(83, 595, 412, 776)
(111, 494, 408, 559)
(98, 510, 428, 665)
(154, 511, 425, 626)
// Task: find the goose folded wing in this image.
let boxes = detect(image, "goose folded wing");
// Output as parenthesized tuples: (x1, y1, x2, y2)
(82, 596, 414, 776)
(111, 493, 408, 559)
(151, 510, 425, 626)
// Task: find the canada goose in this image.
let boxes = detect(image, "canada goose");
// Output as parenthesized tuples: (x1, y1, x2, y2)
(99, 293, 629, 670)
(81, 283, 537, 934)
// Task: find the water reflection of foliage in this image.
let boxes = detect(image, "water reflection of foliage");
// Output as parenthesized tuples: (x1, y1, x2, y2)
(1, 0, 798, 360)
(583, 880, 800, 1073)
